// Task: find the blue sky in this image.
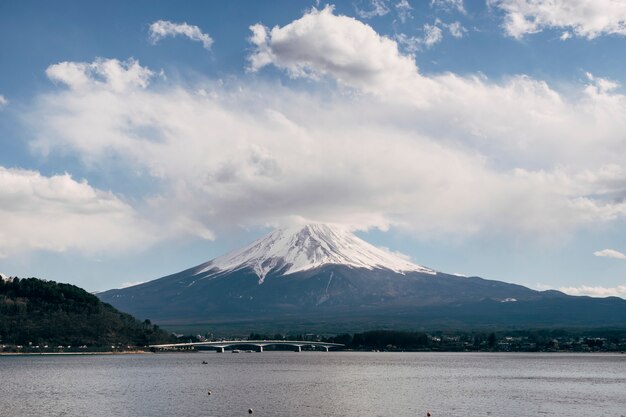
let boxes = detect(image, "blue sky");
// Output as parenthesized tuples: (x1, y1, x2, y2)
(1, 0, 626, 296)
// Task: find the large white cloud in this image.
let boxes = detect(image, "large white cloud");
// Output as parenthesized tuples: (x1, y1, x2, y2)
(248, 6, 420, 99)
(247, 7, 626, 168)
(149, 20, 213, 50)
(490, 0, 626, 39)
(0, 167, 155, 256)
(25, 7, 626, 246)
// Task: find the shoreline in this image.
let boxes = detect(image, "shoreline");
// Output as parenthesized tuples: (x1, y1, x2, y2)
(0, 351, 150, 356)
(1, 350, 623, 356)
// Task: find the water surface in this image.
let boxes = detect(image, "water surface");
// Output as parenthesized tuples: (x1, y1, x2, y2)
(1, 352, 625, 416)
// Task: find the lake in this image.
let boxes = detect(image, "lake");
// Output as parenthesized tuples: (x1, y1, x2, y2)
(1, 352, 625, 416)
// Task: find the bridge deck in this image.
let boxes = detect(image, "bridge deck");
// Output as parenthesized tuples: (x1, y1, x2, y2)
(150, 340, 344, 351)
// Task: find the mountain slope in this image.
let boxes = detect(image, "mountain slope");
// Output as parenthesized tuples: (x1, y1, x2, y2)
(98, 224, 626, 330)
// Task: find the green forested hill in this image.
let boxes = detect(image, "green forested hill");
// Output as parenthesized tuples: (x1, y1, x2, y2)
(0, 277, 175, 347)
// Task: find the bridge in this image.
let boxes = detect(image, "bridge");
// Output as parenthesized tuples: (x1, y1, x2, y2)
(150, 340, 344, 352)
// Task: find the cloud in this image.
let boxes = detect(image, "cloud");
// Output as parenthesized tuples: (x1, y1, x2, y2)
(24, 8, 626, 245)
(593, 249, 626, 259)
(585, 72, 619, 94)
(0, 95, 7, 108)
(356, 0, 390, 19)
(445, 21, 467, 38)
(0, 167, 156, 256)
(490, 0, 626, 39)
(397, 19, 466, 52)
(396, 20, 465, 51)
(379, 246, 412, 261)
(396, 22, 444, 52)
(422, 23, 444, 47)
(431, 0, 466, 14)
(560, 31, 572, 40)
(248, 6, 418, 89)
(559, 285, 626, 298)
(395, 0, 413, 23)
(46, 58, 152, 92)
(149, 20, 213, 50)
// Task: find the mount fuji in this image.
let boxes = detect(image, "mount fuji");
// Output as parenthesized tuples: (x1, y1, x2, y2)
(98, 224, 626, 331)
(196, 224, 436, 283)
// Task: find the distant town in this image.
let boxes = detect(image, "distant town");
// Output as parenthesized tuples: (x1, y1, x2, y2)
(225, 330, 626, 353)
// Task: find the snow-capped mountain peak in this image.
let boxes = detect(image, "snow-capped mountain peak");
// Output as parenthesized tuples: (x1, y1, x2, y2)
(196, 224, 435, 283)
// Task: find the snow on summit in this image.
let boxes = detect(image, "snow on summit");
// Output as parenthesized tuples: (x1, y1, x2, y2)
(197, 224, 435, 282)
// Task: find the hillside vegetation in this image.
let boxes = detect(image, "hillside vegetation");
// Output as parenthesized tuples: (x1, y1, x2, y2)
(0, 277, 175, 347)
